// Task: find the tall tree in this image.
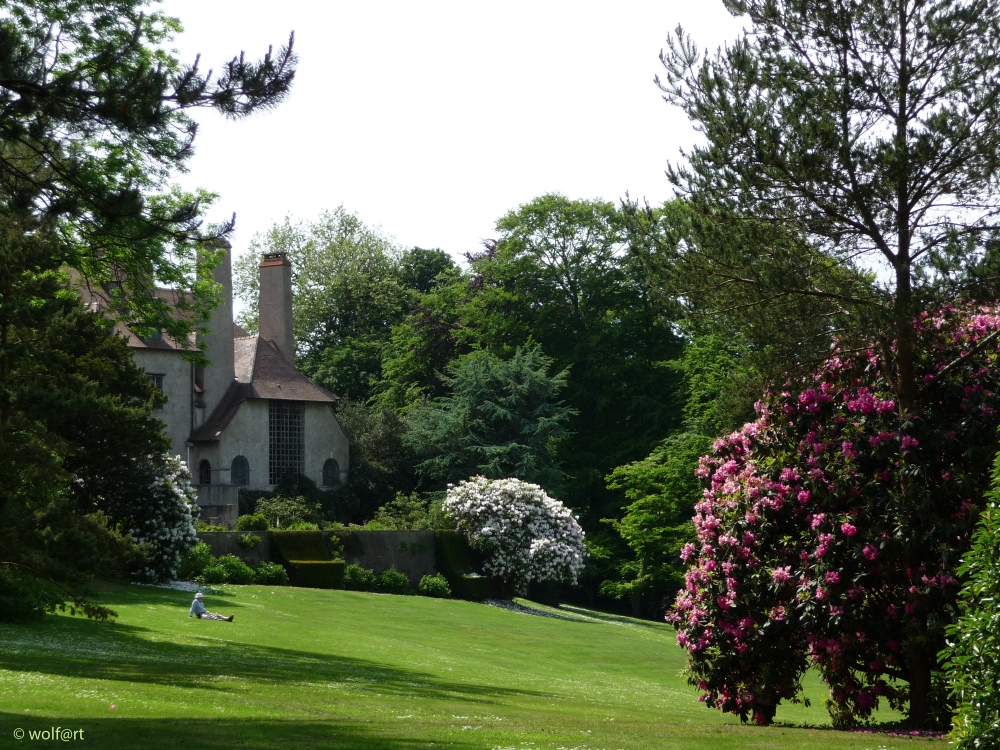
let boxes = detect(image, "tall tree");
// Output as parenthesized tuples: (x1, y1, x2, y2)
(233, 208, 406, 402)
(0, 0, 296, 338)
(644, 0, 1000, 725)
(467, 196, 686, 525)
(404, 346, 575, 493)
(641, 0, 1000, 407)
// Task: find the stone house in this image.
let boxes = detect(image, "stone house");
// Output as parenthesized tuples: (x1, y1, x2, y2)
(83, 245, 350, 525)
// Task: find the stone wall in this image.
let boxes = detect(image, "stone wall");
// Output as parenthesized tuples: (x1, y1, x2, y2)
(332, 530, 436, 585)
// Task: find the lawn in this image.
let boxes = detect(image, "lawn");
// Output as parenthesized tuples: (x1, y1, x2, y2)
(0, 584, 947, 750)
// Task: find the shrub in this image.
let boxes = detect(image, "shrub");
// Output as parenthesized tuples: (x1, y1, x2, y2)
(236, 534, 262, 550)
(0, 567, 65, 622)
(235, 513, 268, 532)
(196, 522, 229, 532)
(284, 521, 320, 530)
(198, 554, 254, 585)
(944, 451, 1000, 747)
(443, 477, 586, 596)
(343, 563, 377, 591)
(254, 495, 321, 529)
(178, 541, 213, 579)
(198, 563, 227, 584)
(130, 455, 200, 580)
(252, 561, 289, 586)
(377, 566, 412, 595)
(671, 306, 1000, 726)
(366, 493, 451, 530)
(418, 573, 452, 598)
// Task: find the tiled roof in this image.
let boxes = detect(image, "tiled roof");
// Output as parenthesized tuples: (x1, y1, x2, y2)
(190, 335, 337, 442)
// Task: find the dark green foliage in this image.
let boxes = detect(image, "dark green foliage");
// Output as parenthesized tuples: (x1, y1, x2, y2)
(235, 514, 269, 532)
(269, 531, 333, 564)
(376, 567, 412, 595)
(364, 493, 450, 531)
(1, 0, 295, 343)
(943, 450, 1000, 746)
(236, 534, 262, 550)
(602, 432, 707, 615)
(0, 566, 65, 622)
(252, 561, 289, 586)
(200, 554, 255, 585)
(405, 346, 575, 492)
(434, 531, 491, 600)
(196, 522, 229, 532)
(434, 530, 477, 580)
(254, 496, 322, 529)
(178, 542, 213, 579)
(453, 575, 492, 602)
(418, 573, 452, 598)
(333, 400, 415, 522)
(644, 0, 1000, 414)
(287, 561, 344, 589)
(342, 564, 378, 591)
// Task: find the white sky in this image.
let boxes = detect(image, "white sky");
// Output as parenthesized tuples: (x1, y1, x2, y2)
(158, 1, 745, 263)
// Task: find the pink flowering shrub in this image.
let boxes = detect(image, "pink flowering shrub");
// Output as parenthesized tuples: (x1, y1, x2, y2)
(443, 476, 586, 595)
(669, 306, 1000, 726)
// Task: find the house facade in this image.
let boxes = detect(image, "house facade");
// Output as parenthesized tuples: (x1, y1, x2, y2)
(90, 245, 350, 525)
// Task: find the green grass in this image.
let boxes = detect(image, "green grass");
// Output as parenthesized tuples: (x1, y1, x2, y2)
(0, 584, 946, 749)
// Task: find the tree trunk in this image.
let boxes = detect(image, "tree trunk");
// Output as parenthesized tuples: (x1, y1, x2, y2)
(908, 644, 932, 728)
(630, 589, 642, 618)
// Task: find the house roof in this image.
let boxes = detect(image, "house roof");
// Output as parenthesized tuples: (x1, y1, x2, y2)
(189, 335, 338, 442)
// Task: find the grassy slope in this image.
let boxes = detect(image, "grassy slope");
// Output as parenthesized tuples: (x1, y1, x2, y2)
(0, 584, 945, 750)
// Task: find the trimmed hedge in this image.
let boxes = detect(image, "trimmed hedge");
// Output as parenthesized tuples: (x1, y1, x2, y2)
(287, 560, 345, 589)
(453, 575, 491, 602)
(435, 530, 491, 600)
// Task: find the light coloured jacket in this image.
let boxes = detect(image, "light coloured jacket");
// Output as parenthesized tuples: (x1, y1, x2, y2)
(189, 599, 207, 618)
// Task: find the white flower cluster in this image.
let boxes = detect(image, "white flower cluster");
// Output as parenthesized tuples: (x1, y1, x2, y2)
(129, 454, 199, 581)
(443, 476, 586, 594)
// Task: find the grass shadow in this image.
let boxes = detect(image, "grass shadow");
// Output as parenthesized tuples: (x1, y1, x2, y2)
(0, 613, 552, 704)
(0, 712, 483, 750)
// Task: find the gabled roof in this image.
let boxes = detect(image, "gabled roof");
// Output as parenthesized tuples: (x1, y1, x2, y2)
(189, 335, 337, 442)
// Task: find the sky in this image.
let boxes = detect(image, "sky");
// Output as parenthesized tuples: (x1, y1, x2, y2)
(158, 1, 746, 263)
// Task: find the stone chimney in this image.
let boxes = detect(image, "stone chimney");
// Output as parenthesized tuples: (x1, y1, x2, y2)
(197, 239, 236, 420)
(259, 252, 295, 362)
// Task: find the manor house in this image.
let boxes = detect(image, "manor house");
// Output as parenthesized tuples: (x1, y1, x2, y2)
(83, 245, 350, 525)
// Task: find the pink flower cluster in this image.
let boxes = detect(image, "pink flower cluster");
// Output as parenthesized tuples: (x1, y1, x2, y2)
(669, 305, 1000, 726)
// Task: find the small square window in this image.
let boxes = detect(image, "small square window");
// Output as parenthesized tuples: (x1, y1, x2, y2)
(148, 374, 165, 392)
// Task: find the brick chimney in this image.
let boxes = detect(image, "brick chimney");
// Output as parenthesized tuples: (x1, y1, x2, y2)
(259, 252, 295, 362)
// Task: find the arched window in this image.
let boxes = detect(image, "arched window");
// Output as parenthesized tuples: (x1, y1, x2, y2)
(231, 455, 250, 486)
(199, 459, 212, 485)
(322, 458, 341, 487)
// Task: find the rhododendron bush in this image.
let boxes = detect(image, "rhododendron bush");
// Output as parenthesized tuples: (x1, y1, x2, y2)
(129, 454, 200, 581)
(443, 477, 586, 595)
(670, 306, 1000, 727)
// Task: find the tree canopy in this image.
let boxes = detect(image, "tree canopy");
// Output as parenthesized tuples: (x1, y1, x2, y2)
(636, 0, 1000, 407)
(1, 0, 296, 340)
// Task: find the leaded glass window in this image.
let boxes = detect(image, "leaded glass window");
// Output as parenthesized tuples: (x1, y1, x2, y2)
(269, 401, 304, 485)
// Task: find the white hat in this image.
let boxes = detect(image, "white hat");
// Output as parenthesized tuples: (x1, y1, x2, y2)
(195, 592, 204, 599)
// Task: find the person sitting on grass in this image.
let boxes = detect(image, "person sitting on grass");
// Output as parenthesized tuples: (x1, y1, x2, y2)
(188, 592, 234, 622)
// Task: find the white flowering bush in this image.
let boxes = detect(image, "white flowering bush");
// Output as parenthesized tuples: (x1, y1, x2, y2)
(443, 477, 586, 596)
(129, 454, 200, 581)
